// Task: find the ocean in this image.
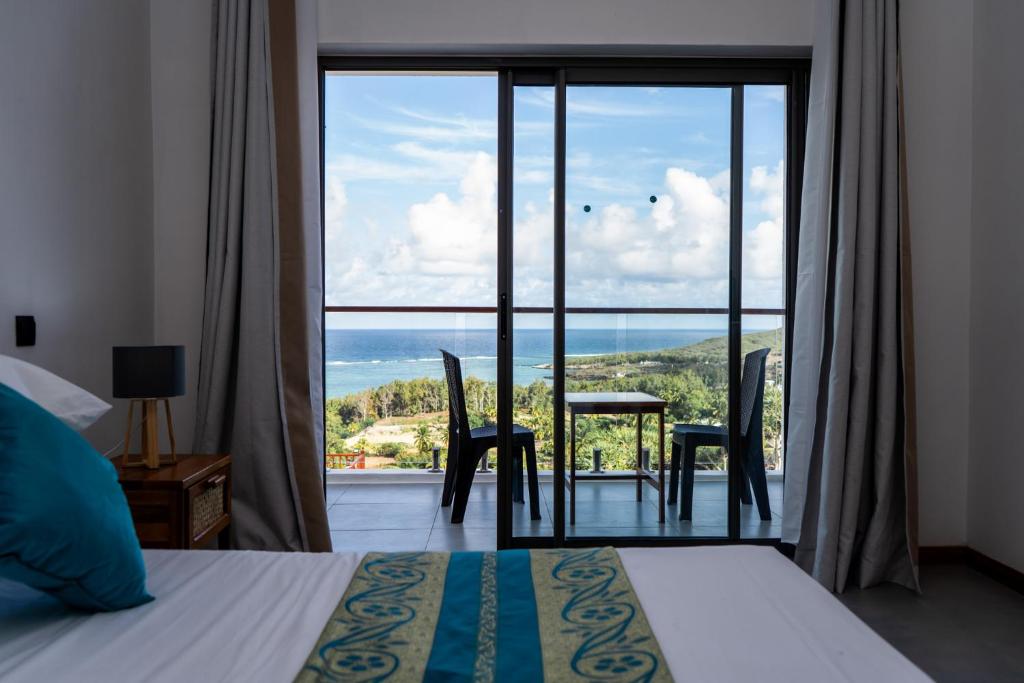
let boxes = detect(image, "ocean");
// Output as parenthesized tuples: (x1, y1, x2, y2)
(325, 328, 725, 397)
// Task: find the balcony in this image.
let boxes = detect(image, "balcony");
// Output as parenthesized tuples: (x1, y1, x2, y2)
(323, 313, 786, 550)
(327, 478, 785, 554)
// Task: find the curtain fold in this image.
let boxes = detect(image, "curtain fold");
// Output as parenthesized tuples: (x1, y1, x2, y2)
(782, 0, 918, 592)
(194, 0, 330, 552)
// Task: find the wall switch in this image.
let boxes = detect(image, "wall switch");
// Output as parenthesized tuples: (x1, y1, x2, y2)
(15, 316, 35, 346)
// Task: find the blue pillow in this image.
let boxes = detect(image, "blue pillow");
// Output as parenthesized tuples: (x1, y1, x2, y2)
(0, 383, 153, 611)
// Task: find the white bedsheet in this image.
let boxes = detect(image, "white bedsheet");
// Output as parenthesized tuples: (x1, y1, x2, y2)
(622, 547, 928, 682)
(0, 546, 927, 682)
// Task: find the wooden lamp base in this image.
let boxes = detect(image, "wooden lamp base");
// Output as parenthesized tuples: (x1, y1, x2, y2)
(121, 398, 177, 469)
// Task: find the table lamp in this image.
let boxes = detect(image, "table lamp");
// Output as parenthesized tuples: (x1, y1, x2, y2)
(113, 345, 185, 469)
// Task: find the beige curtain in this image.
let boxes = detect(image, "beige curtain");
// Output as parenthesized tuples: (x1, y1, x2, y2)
(194, 0, 330, 552)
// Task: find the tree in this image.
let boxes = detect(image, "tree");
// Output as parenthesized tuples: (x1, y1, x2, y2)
(325, 406, 347, 455)
(356, 391, 374, 421)
(374, 384, 395, 419)
(413, 423, 433, 456)
(761, 383, 784, 469)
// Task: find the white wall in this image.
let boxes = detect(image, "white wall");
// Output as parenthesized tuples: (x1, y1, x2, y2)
(968, 0, 1024, 572)
(149, 1, 213, 450)
(0, 0, 155, 450)
(318, 0, 815, 51)
(899, 0, 974, 547)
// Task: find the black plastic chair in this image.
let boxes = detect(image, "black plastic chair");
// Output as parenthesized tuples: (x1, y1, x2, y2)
(668, 347, 772, 522)
(439, 350, 541, 524)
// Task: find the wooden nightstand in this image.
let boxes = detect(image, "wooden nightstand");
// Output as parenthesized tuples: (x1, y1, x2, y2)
(114, 453, 232, 549)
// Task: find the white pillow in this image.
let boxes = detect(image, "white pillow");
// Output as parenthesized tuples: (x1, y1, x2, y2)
(0, 355, 111, 431)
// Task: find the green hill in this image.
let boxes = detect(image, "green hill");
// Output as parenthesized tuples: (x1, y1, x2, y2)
(562, 328, 784, 383)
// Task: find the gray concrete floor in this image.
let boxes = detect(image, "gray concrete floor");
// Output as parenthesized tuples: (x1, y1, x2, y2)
(840, 564, 1024, 683)
(327, 478, 783, 552)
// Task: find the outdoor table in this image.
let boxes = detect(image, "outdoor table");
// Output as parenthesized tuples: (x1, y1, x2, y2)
(564, 392, 667, 525)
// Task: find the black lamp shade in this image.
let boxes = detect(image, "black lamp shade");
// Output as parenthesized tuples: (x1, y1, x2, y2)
(112, 346, 186, 399)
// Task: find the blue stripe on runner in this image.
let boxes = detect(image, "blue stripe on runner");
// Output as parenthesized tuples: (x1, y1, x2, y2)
(496, 550, 544, 683)
(425, 551, 483, 682)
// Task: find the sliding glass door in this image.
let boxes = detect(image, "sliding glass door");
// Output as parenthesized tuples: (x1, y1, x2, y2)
(318, 59, 807, 550)
(506, 82, 557, 541)
(497, 66, 805, 548)
(560, 84, 734, 541)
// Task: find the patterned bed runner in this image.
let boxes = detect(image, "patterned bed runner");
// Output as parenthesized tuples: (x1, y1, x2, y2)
(296, 547, 672, 682)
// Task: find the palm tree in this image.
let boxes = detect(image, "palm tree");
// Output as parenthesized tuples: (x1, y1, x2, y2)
(413, 424, 433, 456)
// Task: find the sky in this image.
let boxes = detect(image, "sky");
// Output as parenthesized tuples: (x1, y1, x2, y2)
(323, 73, 786, 330)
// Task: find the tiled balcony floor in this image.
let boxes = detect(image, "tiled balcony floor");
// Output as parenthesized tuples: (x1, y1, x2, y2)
(327, 478, 783, 553)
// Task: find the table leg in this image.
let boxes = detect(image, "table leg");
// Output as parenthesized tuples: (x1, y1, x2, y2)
(570, 410, 576, 526)
(636, 413, 643, 502)
(658, 410, 665, 524)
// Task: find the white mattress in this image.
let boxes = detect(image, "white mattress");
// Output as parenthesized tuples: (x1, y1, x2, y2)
(0, 546, 928, 682)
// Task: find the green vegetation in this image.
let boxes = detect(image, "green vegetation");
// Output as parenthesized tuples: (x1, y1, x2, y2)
(326, 329, 785, 471)
(372, 442, 405, 458)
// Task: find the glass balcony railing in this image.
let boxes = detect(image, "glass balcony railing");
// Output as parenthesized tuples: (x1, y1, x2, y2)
(323, 308, 785, 475)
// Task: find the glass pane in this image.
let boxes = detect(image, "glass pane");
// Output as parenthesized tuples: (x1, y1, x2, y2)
(324, 312, 496, 473)
(742, 85, 787, 310)
(323, 73, 498, 307)
(512, 86, 555, 539)
(741, 85, 787, 538)
(738, 320, 785, 539)
(563, 85, 733, 538)
(561, 314, 731, 538)
(322, 73, 499, 552)
(565, 86, 732, 309)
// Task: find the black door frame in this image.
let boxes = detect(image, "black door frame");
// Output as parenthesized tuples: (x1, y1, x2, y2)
(318, 55, 810, 551)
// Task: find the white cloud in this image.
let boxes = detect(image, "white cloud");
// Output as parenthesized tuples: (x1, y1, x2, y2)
(324, 174, 347, 227)
(561, 162, 783, 307)
(513, 195, 556, 306)
(745, 160, 785, 281)
(325, 150, 499, 306)
(405, 152, 497, 276)
(514, 153, 553, 185)
(517, 169, 551, 184)
(348, 109, 495, 142)
(567, 166, 731, 297)
(326, 154, 442, 183)
(323, 176, 349, 300)
(517, 89, 682, 118)
(391, 141, 480, 168)
(326, 142, 490, 184)
(391, 106, 495, 134)
(325, 150, 787, 310)
(570, 173, 644, 196)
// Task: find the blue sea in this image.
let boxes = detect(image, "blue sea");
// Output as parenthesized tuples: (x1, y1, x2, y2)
(325, 328, 725, 397)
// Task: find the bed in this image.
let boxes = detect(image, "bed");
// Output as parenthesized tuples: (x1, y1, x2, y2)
(0, 546, 928, 682)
